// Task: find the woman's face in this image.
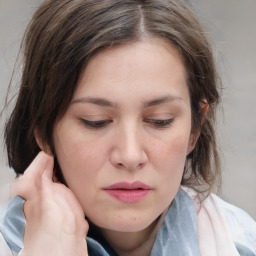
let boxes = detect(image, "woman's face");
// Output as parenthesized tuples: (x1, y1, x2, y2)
(53, 38, 196, 232)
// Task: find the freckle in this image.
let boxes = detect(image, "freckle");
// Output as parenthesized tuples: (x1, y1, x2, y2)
(133, 218, 136, 221)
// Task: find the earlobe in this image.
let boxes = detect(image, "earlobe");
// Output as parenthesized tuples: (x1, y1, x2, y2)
(34, 129, 53, 156)
(200, 99, 209, 124)
(187, 131, 200, 155)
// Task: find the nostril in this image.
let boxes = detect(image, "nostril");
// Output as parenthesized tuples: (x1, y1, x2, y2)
(115, 161, 145, 170)
(109, 146, 148, 170)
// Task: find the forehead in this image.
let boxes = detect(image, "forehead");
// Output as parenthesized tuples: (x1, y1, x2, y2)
(73, 38, 189, 105)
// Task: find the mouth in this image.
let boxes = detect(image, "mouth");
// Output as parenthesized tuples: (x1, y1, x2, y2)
(103, 181, 152, 203)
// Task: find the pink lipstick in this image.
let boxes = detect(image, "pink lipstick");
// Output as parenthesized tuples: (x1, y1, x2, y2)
(103, 181, 152, 203)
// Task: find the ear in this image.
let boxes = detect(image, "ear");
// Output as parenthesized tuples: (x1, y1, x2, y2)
(187, 100, 209, 155)
(34, 129, 53, 156)
(199, 100, 209, 124)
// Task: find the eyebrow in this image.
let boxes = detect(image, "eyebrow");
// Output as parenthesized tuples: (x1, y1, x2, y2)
(71, 97, 117, 108)
(71, 95, 184, 108)
(142, 95, 184, 108)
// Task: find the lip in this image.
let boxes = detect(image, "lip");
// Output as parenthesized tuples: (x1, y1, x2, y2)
(103, 181, 152, 203)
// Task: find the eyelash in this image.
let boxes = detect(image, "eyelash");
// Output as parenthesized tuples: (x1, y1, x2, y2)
(144, 118, 174, 128)
(80, 118, 174, 129)
(80, 119, 112, 129)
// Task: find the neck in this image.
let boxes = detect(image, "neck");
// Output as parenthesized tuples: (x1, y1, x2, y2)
(100, 220, 157, 256)
(99, 209, 170, 256)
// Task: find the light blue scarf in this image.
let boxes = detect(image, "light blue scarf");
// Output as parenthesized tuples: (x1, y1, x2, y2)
(0, 189, 200, 256)
(1, 188, 254, 255)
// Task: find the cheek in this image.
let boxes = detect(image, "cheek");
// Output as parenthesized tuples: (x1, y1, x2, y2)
(154, 130, 190, 164)
(53, 126, 106, 193)
(153, 131, 190, 191)
(58, 139, 104, 179)
(55, 140, 106, 212)
(54, 122, 102, 167)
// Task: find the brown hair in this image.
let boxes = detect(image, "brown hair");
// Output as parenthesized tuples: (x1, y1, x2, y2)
(5, 0, 221, 193)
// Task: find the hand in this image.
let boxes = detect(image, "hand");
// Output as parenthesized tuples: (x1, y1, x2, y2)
(12, 151, 89, 256)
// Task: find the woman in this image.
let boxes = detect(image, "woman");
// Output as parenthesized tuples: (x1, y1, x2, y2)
(0, 0, 255, 255)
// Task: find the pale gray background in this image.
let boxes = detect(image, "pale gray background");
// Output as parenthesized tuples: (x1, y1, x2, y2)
(0, 1, 256, 218)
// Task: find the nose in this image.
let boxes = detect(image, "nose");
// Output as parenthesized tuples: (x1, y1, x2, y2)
(110, 123, 148, 170)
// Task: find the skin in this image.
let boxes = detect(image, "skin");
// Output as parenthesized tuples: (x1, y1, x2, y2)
(13, 153, 89, 256)
(16, 38, 200, 256)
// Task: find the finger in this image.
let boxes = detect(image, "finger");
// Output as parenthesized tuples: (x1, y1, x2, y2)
(41, 154, 54, 181)
(32, 153, 54, 192)
(55, 192, 89, 237)
(51, 184, 88, 235)
(24, 151, 54, 179)
(12, 151, 54, 199)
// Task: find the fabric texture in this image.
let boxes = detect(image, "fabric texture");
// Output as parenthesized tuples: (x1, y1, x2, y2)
(0, 196, 25, 256)
(0, 188, 255, 256)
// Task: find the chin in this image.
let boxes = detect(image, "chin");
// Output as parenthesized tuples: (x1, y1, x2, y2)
(113, 223, 150, 233)
(94, 214, 156, 233)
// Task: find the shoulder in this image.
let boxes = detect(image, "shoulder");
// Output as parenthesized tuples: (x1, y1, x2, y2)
(212, 194, 256, 255)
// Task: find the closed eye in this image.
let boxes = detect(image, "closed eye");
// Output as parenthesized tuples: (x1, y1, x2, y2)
(144, 118, 174, 128)
(80, 119, 112, 129)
